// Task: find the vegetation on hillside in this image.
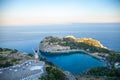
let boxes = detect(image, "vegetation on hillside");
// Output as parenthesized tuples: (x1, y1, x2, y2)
(0, 48, 33, 68)
(84, 67, 120, 80)
(65, 35, 104, 48)
(39, 57, 67, 80)
(43, 36, 110, 53)
(106, 51, 120, 65)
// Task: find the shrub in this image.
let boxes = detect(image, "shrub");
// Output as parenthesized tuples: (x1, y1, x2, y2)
(28, 53, 33, 57)
(0, 56, 7, 60)
(3, 48, 12, 51)
(11, 49, 18, 53)
(0, 48, 3, 51)
(0, 61, 13, 68)
(43, 66, 66, 80)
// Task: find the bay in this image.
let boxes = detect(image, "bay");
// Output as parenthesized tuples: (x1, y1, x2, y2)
(0, 23, 120, 74)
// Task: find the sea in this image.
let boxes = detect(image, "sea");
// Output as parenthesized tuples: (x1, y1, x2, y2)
(0, 23, 120, 74)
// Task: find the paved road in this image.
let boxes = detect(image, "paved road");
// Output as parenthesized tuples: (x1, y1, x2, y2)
(0, 60, 46, 80)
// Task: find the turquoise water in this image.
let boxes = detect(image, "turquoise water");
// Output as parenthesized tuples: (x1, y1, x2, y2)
(41, 53, 106, 74)
(0, 23, 120, 74)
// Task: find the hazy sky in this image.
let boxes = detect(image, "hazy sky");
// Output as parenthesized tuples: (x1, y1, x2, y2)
(0, 0, 120, 26)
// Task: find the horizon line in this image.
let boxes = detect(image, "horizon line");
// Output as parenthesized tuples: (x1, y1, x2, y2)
(0, 22, 120, 27)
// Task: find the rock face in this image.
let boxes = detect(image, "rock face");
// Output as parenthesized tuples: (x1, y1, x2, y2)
(39, 36, 107, 54)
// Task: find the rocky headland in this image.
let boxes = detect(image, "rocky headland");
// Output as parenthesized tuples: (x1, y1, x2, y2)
(39, 35, 107, 53)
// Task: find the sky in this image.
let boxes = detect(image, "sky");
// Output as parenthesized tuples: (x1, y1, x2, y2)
(0, 0, 120, 26)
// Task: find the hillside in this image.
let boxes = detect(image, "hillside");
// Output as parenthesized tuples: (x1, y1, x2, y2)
(65, 35, 105, 48)
(0, 48, 34, 68)
(0, 48, 74, 80)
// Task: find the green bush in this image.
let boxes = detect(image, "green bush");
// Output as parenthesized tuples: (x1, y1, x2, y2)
(28, 53, 33, 57)
(41, 66, 66, 80)
(0, 61, 13, 68)
(85, 67, 120, 78)
(0, 56, 7, 60)
(10, 49, 18, 53)
(3, 48, 12, 51)
(0, 48, 3, 51)
(11, 58, 18, 62)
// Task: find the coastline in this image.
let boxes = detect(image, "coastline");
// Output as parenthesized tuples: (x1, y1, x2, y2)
(40, 49, 102, 59)
(39, 36, 110, 63)
(40, 49, 111, 67)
